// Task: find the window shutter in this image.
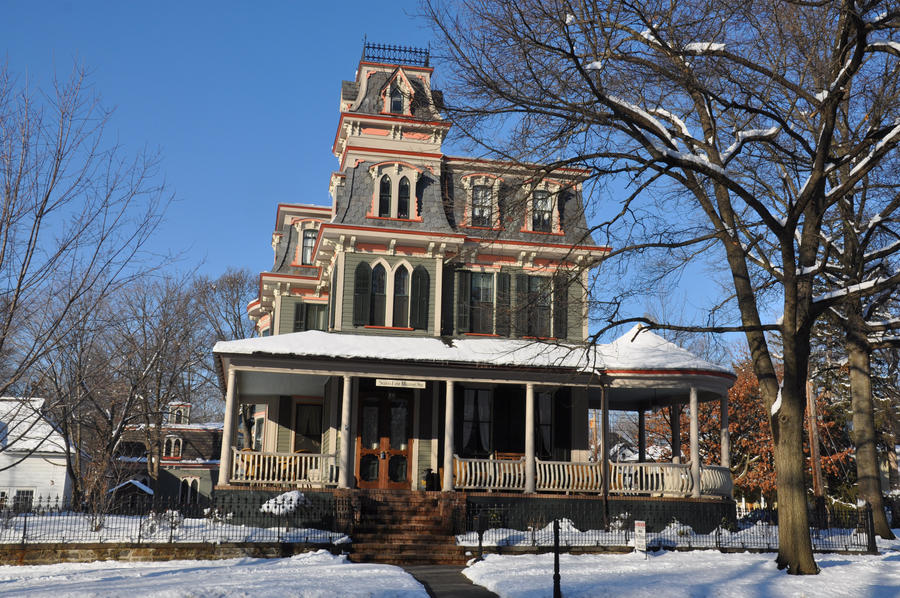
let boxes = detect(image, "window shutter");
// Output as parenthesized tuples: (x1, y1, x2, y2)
(293, 302, 306, 332)
(496, 272, 510, 336)
(456, 270, 471, 334)
(514, 274, 528, 336)
(353, 262, 371, 326)
(410, 266, 430, 330)
(553, 274, 568, 339)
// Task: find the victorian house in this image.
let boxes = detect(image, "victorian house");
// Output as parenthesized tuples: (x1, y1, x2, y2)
(212, 45, 735, 514)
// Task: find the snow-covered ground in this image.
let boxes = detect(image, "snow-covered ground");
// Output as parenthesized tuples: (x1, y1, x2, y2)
(463, 532, 900, 598)
(0, 550, 427, 597)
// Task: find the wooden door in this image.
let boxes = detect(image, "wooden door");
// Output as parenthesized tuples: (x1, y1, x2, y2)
(356, 392, 413, 489)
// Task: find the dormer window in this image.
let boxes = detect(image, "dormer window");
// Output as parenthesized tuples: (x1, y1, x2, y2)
(532, 190, 552, 232)
(472, 185, 493, 227)
(379, 176, 392, 217)
(390, 86, 404, 114)
(398, 177, 410, 219)
(301, 229, 317, 265)
(369, 163, 423, 220)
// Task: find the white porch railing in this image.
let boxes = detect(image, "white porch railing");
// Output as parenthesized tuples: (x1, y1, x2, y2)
(453, 456, 732, 498)
(453, 454, 526, 491)
(536, 459, 602, 492)
(700, 465, 733, 497)
(230, 448, 338, 487)
(609, 461, 694, 496)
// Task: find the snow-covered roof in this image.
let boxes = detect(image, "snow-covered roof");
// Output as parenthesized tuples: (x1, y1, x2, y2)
(108, 479, 154, 495)
(214, 325, 733, 378)
(0, 398, 68, 454)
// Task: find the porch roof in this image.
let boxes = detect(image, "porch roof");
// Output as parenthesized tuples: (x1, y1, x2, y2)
(213, 325, 734, 381)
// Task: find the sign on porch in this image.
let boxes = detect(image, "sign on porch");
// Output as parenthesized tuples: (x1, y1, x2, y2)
(634, 520, 647, 552)
(376, 379, 426, 389)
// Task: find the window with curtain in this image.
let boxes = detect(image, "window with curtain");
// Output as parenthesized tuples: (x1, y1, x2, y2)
(293, 404, 323, 453)
(301, 229, 317, 265)
(537, 392, 553, 458)
(472, 185, 492, 227)
(398, 177, 410, 219)
(370, 264, 386, 326)
(462, 388, 492, 457)
(393, 266, 409, 327)
(470, 272, 494, 334)
(532, 190, 552, 232)
(379, 176, 391, 217)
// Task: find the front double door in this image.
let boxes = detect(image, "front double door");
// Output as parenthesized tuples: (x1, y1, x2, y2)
(356, 391, 413, 489)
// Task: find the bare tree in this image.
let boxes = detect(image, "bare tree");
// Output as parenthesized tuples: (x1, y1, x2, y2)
(194, 268, 257, 445)
(426, 0, 900, 573)
(0, 62, 167, 414)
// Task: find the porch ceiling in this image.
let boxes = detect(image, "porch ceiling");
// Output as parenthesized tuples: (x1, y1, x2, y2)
(590, 385, 724, 412)
(237, 370, 329, 397)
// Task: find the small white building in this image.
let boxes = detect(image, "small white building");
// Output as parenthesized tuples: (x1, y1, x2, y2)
(0, 398, 73, 507)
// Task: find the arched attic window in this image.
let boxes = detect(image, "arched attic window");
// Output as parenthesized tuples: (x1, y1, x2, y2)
(410, 266, 430, 330)
(393, 266, 409, 328)
(379, 176, 392, 218)
(370, 264, 387, 326)
(353, 262, 372, 326)
(398, 177, 410, 219)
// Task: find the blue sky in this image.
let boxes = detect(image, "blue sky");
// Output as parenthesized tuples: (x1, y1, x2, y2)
(1, 1, 741, 349)
(1, 1, 435, 277)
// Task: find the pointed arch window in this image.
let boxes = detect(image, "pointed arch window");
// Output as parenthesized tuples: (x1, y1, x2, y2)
(398, 177, 410, 219)
(410, 266, 430, 330)
(353, 262, 372, 326)
(379, 176, 392, 218)
(390, 86, 404, 113)
(393, 266, 409, 328)
(370, 264, 386, 326)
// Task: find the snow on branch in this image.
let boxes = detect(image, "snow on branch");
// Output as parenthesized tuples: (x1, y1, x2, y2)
(868, 41, 900, 56)
(683, 42, 726, 53)
(720, 127, 780, 163)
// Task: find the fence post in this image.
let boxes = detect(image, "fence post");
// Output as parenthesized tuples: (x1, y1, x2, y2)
(865, 503, 877, 554)
(20, 510, 27, 544)
(553, 519, 561, 598)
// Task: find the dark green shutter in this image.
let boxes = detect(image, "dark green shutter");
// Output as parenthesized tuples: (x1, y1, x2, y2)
(353, 262, 371, 326)
(515, 274, 528, 337)
(496, 272, 510, 336)
(456, 270, 471, 334)
(553, 274, 568, 339)
(410, 266, 430, 330)
(293, 302, 306, 332)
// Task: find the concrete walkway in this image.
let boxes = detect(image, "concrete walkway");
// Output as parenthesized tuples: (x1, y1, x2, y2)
(403, 565, 499, 598)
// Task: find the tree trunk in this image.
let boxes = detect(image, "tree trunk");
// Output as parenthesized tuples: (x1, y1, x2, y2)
(240, 405, 254, 450)
(771, 381, 819, 574)
(846, 325, 895, 539)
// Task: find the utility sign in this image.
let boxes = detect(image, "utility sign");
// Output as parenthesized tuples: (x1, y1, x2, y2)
(634, 520, 647, 552)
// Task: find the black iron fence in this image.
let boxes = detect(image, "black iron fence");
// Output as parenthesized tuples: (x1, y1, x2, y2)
(0, 494, 348, 545)
(461, 501, 877, 553)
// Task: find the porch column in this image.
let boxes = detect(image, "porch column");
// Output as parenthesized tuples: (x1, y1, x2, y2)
(338, 375, 353, 489)
(217, 368, 237, 486)
(689, 387, 701, 498)
(720, 393, 730, 468)
(637, 409, 646, 463)
(524, 383, 536, 493)
(671, 403, 682, 464)
(442, 380, 455, 491)
(600, 386, 610, 498)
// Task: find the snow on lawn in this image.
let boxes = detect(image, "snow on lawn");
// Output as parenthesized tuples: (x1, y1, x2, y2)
(0, 550, 428, 598)
(465, 540, 900, 598)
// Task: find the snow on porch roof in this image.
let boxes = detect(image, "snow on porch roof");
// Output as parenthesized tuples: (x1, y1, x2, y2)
(213, 325, 733, 378)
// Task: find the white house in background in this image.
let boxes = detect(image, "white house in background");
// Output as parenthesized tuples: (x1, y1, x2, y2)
(0, 398, 73, 508)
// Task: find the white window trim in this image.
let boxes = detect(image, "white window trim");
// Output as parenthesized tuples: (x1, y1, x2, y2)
(523, 180, 563, 234)
(368, 162, 423, 220)
(461, 173, 502, 229)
